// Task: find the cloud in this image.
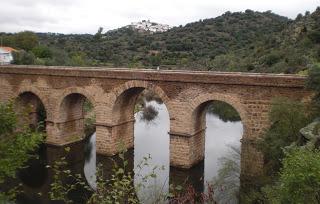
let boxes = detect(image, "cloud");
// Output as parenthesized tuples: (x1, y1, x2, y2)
(0, 0, 318, 34)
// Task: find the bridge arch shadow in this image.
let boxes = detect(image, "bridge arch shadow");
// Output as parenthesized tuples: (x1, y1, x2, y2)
(13, 91, 49, 191)
(14, 91, 47, 132)
(56, 92, 96, 144)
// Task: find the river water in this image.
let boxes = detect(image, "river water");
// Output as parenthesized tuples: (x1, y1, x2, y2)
(12, 100, 243, 203)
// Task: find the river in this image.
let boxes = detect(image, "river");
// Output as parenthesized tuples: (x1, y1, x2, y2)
(13, 100, 243, 203)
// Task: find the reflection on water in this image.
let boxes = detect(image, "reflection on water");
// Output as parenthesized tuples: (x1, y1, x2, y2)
(84, 134, 96, 190)
(205, 113, 242, 203)
(6, 100, 242, 203)
(83, 100, 242, 202)
(134, 101, 170, 203)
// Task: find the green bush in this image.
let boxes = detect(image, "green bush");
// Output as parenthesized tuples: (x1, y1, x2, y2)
(308, 30, 320, 43)
(0, 102, 44, 201)
(14, 31, 38, 51)
(259, 98, 313, 175)
(264, 148, 320, 203)
(32, 45, 52, 58)
(307, 64, 320, 94)
(262, 52, 281, 66)
(12, 50, 35, 65)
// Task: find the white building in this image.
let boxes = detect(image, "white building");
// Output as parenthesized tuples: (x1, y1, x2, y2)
(0, 47, 16, 65)
(126, 20, 172, 33)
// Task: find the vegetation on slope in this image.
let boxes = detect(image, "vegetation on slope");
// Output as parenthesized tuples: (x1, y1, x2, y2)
(1, 7, 319, 73)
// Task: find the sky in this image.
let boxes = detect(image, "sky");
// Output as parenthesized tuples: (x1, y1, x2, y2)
(0, 0, 319, 34)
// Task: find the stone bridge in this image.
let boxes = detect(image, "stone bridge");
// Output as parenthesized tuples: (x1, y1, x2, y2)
(0, 65, 313, 178)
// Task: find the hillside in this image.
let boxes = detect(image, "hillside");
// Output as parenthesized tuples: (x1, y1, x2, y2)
(1, 7, 320, 73)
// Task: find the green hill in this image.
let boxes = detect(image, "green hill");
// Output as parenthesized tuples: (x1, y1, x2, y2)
(1, 7, 320, 73)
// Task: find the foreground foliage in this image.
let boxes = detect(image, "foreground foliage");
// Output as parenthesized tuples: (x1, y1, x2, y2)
(49, 149, 166, 203)
(212, 145, 240, 203)
(264, 148, 320, 203)
(0, 102, 44, 201)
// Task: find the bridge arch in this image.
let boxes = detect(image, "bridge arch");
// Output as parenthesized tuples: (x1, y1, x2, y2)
(189, 92, 248, 136)
(56, 87, 98, 116)
(100, 80, 171, 153)
(169, 92, 247, 169)
(14, 90, 48, 131)
(109, 80, 171, 123)
(14, 87, 50, 118)
(53, 87, 97, 144)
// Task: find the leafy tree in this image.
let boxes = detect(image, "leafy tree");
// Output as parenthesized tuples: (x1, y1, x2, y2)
(32, 45, 52, 58)
(307, 63, 320, 96)
(308, 30, 320, 43)
(14, 31, 38, 51)
(262, 51, 281, 66)
(296, 13, 303, 21)
(259, 98, 314, 175)
(149, 54, 161, 66)
(69, 52, 89, 66)
(0, 102, 44, 201)
(264, 148, 320, 203)
(12, 50, 35, 65)
(93, 27, 103, 41)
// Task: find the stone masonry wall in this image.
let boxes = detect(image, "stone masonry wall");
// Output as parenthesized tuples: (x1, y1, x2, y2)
(0, 65, 314, 179)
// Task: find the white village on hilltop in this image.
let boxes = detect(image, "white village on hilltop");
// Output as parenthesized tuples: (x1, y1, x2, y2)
(126, 20, 172, 33)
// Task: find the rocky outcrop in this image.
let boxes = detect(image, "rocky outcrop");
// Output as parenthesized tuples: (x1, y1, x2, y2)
(299, 119, 320, 149)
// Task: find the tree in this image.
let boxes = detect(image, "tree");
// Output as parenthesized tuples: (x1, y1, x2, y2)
(94, 27, 103, 41)
(14, 31, 38, 51)
(306, 63, 320, 116)
(308, 30, 320, 43)
(259, 98, 313, 175)
(149, 54, 161, 66)
(12, 50, 35, 65)
(0, 102, 44, 201)
(69, 52, 89, 66)
(296, 13, 303, 21)
(32, 45, 52, 58)
(264, 148, 320, 203)
(307, 64, 320, 94)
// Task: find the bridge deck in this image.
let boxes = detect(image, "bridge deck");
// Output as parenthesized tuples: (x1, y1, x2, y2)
(0, 65, 306, 87)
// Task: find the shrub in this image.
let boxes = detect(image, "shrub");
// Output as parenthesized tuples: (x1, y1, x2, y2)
(264, 148, 320, 203)
(0, 102, 44, 201)
(12, 50, 35, 65)
(32, 45, 52, 58)
(259, 98, 313, 175)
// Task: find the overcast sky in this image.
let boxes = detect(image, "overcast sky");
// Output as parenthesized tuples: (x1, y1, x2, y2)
(0, 0, 319, 34)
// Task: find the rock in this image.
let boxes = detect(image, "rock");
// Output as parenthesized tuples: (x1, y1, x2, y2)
(300, 120, 320, 149)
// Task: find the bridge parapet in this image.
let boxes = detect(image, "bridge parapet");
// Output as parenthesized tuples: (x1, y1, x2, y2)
(0, 65, 306, 87)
